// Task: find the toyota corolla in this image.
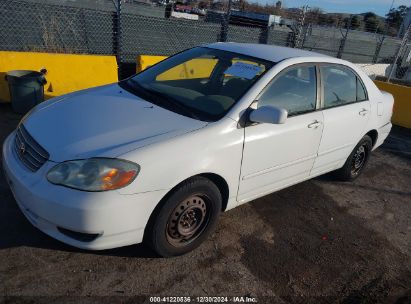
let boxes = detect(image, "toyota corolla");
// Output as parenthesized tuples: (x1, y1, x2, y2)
(2, 43, 393, 257)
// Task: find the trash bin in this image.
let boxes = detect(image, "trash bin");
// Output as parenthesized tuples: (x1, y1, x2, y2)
(5, 70, 47, 114)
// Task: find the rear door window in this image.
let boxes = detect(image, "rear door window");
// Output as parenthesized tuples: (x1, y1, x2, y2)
(321, 65, 368, 108)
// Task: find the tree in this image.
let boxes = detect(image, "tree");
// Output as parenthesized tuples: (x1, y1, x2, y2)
(324, 14, 343, 27)
(363, 12, 377, 20)
(338, 15, 361, 30)
(386, 5, 409, 29)
(365, 17, 380, 32)
(305, 7, 323, 25)
(350, 15, 361, 30)
(318, 13, 328, 25)
(363, 12, 380, 32)
(198, 1, 209, 9)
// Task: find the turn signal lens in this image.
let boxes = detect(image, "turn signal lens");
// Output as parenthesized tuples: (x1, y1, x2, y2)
(47, 158, 140, 191)
(101, 169, 137, 190)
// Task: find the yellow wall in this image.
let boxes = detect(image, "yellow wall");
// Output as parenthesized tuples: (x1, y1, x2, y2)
(137, 55, 167, 72)
(0, 51, 118, 102)
(137, 55, 217, 80)
(374, 80, 411, 129)
(157, 58, 218, 80)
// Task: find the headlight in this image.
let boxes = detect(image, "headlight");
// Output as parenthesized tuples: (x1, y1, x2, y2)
(47, 158, 140, 191)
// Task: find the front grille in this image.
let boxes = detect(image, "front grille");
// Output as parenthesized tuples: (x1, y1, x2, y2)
(14, 124, 49, 172)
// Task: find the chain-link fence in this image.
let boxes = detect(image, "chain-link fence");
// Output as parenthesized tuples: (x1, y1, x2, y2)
(0, 0, 115, 55)
(1, 0, 410, 84)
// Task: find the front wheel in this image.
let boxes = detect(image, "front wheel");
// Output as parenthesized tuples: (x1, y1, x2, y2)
(334, 135, 373, 181)
(145, 176, 222, 257)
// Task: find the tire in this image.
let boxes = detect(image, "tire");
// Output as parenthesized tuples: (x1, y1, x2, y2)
(145, 176, 222, 257)
(334, 135, 373, 181)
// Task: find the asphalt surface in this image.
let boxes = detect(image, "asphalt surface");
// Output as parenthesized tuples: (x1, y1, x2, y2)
(0, 103, 410, 303)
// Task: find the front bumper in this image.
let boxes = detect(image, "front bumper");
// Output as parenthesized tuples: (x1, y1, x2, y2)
(2, 132, 168, 250)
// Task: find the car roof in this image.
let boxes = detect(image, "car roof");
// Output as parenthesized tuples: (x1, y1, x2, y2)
(206, 42, 330, 63)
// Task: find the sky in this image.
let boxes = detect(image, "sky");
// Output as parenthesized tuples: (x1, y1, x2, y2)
(267, 0, 411, 16)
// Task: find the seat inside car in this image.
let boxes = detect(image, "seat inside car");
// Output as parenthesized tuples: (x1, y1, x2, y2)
(324, 72, 356, 105)
(257, 69, 316, 114)
(221, 78, 249, 100)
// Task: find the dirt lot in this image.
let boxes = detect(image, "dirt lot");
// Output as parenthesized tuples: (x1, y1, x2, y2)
(0, 103, 410, 303)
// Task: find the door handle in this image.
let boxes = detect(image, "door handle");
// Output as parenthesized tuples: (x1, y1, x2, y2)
(359, 108, 369, 116)
(307, 120, 321, 129)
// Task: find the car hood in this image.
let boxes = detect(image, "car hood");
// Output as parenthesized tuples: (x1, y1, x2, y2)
(22, 84, 208, 162)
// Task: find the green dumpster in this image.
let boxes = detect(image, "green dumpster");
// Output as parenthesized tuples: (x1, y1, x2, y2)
(5, 70, 47, 114)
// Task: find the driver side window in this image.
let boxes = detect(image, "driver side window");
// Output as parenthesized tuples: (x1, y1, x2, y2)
(257, 65, 317, 116)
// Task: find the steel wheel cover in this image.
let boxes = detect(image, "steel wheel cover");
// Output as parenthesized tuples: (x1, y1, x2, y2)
(166, 195, 209, 247)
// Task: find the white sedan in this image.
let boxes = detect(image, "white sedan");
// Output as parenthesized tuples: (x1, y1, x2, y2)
(2, 43, 393, 257)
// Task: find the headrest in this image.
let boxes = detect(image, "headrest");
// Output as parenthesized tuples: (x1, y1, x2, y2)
(326, 72, 348, 87)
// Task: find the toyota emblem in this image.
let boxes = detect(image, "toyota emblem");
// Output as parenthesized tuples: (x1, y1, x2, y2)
(19, 142, 26, 155)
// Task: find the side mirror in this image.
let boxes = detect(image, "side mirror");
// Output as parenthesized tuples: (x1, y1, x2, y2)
(249, 105, 288, 124)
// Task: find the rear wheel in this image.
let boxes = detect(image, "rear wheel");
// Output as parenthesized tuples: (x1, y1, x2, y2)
(145, 177, 222, 257)
(334, 135, 372, 181)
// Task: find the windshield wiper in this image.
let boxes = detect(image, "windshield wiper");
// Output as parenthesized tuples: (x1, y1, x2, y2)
(120, 79, 152, 101)
(146, 88, 202, 120)
(127, 79, 201, 120)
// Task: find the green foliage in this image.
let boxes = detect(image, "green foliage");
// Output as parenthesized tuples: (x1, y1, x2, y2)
(350, 15, 360, 29)
(343, 15, 361, 29)
(363, 12, 380, 32)
(385, 5, 409, 29)
(363, 11, 377, 20)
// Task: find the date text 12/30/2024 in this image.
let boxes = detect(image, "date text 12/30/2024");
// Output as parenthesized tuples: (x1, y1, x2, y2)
(149, 296, 258, 303)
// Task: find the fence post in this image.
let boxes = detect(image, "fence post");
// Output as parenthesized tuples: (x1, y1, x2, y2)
(286, 31, 296, 48)
(293, 5, 308, 48)
(219, 15, 228, 42)
(219, 0, 232, 42)
(388, 24, 411, 83)
(114, 0, 123, 79)
(259, 26, 269, 44)
(300, 24, 310, 49)
(337, 15, 351, 59)
(372, 35, 385, 63)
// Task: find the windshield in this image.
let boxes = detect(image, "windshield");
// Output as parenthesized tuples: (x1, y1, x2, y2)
(121, 47, 274, 121)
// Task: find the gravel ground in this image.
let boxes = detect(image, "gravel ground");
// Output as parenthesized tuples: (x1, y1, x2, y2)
(0, 103, 410, 303)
